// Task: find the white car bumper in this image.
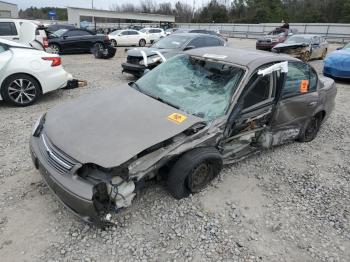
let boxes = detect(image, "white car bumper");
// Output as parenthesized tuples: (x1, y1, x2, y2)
(39, 66, 73, 94)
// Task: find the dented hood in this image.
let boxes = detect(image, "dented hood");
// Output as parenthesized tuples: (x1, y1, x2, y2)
(273, 42, 309, 51)
(44, 85, 202, 168)
(127, 47, 174, 57)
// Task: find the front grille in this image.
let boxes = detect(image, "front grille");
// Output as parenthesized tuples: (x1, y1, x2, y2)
(38, 133, 77, 174)
(127, 56, 142, 65)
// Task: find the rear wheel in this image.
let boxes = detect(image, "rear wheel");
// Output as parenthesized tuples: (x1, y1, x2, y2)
(298, 115, 322, 142)
(139, 39, 146, 47)
(167, 148, 223, 199)
(1, 74, 41, 106)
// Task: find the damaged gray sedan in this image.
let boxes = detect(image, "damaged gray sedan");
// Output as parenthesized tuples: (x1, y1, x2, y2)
(30, 47, 336, 226)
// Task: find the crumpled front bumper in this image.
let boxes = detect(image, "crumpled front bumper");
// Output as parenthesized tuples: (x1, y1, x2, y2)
(121, 62, 146, 77)
(30, 135, 104, 226)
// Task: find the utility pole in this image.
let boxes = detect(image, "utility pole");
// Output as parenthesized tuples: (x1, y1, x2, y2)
(92, 0, 96, 32)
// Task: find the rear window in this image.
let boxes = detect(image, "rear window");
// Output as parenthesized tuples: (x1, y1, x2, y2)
(0, 22, 17, 36)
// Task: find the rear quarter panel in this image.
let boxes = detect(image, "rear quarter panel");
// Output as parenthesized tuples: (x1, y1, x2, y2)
(317, 76, 337, 122)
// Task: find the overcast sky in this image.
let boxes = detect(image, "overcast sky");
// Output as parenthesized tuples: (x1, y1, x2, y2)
(5, 0, 209, 10)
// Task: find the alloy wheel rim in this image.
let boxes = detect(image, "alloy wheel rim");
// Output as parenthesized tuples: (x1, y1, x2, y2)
(8, 79, 36, 104)
(50, 45, 59, 54)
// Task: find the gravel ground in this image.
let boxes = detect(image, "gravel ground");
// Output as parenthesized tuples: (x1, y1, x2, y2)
(0, 39, 349, 262)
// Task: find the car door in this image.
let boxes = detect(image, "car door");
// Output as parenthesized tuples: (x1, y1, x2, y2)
(128, 30, 140, 45)
(270, 61, 319, 135)
(222, 69, 277, 160)
(118, 31, 129, 45)
(0, 43, 12, 75)
(60, 30, 81, 51)
(0, 22, 18, 41)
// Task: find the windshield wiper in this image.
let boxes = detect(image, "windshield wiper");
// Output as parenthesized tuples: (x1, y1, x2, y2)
(154, 96, 180, 110)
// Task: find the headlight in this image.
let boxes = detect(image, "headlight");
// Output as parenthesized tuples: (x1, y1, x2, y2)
(140, 56, 162, 66)
(32, 113, 46, 137)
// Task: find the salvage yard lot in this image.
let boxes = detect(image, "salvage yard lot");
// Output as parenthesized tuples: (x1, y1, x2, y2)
(0, 38, 349, 261)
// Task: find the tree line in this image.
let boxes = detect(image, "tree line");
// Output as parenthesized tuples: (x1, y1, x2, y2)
(19, 0, 350, 23)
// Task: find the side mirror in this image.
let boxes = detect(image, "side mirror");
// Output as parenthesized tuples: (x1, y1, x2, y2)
(184, 45, 195, 51)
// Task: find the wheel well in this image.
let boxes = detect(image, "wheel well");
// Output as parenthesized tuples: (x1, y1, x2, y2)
(1, 73, 42, 95)
(315, 110, 326, 121)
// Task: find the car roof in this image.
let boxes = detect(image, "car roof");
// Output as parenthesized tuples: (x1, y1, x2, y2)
(186, 46, 299, 69)
(291, 34, 320, 38)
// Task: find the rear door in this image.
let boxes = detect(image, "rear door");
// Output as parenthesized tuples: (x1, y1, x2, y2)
(0, 21, 18, 41)
(271, 61, 319, 134)
(118, 30, 129, 45)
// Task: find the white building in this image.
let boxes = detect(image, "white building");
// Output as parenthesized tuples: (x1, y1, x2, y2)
(0, 1, 18, 18)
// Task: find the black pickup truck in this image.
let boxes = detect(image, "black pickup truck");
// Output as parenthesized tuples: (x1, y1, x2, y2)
(47, 28, 110, 54)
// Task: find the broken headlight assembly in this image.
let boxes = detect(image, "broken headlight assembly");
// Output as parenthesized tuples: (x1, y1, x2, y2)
(77, 164, 136, 215)
(32, 113, 46, 137)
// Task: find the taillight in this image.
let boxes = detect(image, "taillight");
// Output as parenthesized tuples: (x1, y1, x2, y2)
(43, 37, 49, 48)
(42, 57, 61, 67)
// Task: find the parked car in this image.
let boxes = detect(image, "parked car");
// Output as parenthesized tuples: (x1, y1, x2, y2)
(47, 28, 110, 54)
(272, 34, 328, 62)
(30, 46, 336, 226)
(108, 29, 148, 47)
(174, 28, 227, 41)
(323, 43, 350, 79)
(139, 28, 165, 43)
(0, 18, 48, 50)
(165, 28, 179, 36)
(0, 39, 71, 106)
(122, 33, 225, 77)
(256, 28, 297, 51)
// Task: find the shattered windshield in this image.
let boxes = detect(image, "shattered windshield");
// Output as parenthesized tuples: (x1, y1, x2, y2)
(135, 54, 245, 121)
(343, 43, 350, 50)
(285, 35, 312, 44)
(151, 35, 192, 49)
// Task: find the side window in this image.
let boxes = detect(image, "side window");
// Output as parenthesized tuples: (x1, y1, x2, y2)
(76, 30, 92, 36)
(149, 29, 156, 33)
(121, 31, 129, 36)
(243, 73, 274, 109)
(153, 29, 161, 33)
(282, 62, 317, 98)
(205, 37, 222, 47)
(65, 30, 79, 37)
(128, 31, 138, 35)
(187, 37, 206, 48)
(0, 22, 17, 36)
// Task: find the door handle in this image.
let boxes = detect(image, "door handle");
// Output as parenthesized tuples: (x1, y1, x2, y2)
(308, 102, 317, 107)
(12, 37, 19, 40)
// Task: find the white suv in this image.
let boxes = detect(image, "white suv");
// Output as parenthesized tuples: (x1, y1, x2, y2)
(139, 28, 165, 43)
(0, 19, 48, 50)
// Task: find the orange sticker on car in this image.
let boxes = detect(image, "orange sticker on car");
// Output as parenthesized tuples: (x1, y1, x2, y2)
(167, 113, 187, 124)
(300, 80, 309, 93)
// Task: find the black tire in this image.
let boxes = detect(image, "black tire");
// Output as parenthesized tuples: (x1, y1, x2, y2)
(167, 147, 223, 199)
(297, 114, 322, 142)
(48, 43, 60, 54)
(111, 39, 117, 47)
(139, 39, 146, 47)
(1, 74, 41, 107)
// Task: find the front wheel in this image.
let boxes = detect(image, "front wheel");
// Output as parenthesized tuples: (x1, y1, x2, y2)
(1, 74, 41, 106)
(48, 43, 60, 54)
(167, 148, 223, 199)
(301, 51, 311, 62)
(139, 39, 146, 47)
(111, 39, 117, 47)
